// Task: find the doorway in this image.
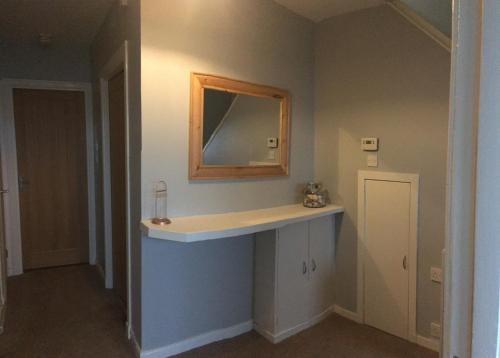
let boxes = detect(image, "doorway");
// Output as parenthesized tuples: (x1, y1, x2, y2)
(357, 170, 419, 342)
(108, 70, 127, 309)
(14, 89, 89, 269)
(0, 80, 96, 275)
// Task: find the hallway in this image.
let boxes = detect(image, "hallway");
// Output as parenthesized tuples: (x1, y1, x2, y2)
(0, 265, 135, 357)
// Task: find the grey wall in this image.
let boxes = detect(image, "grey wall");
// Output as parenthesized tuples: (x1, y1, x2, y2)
(400, 0, 452, 37)
(314, 5, 450, 338)
(141, 235, 254, 349)
(0, 45, 91, 82)
(90, 0, 142, 343)
(140, 0, 314, 351)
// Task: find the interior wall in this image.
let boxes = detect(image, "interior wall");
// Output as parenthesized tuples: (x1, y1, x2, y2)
(140, 0, 314, 351)
(0, 45, 91, 82)
(90, 0, 142, 343)
(314, 5, 450, 339)
(400, 0, 452, 37)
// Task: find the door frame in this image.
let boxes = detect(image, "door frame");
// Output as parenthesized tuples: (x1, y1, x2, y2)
(357, 170, 419, 343)
(0, 79, 96, 276)
(99, 41, 132, 336)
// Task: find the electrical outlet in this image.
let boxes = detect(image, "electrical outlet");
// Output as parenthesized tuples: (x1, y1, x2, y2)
(430, 322, 441, 338)
(430, 267, 442, 283)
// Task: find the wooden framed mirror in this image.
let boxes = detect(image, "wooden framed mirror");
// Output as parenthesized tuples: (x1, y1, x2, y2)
(189, 73, 290, 179)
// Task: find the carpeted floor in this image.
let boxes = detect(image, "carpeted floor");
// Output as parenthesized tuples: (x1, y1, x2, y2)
(0, 265, 438, 358)
(0, 265, 136, 358)
(174, 314, 438, 358)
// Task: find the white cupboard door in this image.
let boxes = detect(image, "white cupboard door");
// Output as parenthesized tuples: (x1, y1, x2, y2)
(308, 216, 334, 319)
(364, 179, 410, 339)
(277, 222, 309, 332)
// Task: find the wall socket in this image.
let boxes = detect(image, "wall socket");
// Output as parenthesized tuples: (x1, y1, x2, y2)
(430, 322, 441, 338)
(430, 267, 442, 283)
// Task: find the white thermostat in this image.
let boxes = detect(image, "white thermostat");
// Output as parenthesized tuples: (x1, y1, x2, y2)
(267, 137, 279, 148)
(361, 137, 379, 151)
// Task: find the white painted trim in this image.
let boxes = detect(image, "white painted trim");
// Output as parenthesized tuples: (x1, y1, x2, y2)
(357, 170, 419, 343)
(255, 307, 334, 344)
(416, 335, 440, 353)
(386, 0, 451, 52)
(130, 329, 141, 358)
(99, 41, 133, 338)
(333, 305, 362, 323)
(0, 79, 96, 276)
(140, 320, 253, 358)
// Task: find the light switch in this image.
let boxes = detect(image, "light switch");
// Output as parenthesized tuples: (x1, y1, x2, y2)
(267, 137, 278, 148)
(367, 153, 378, 167)
(267, 150, 276, 160)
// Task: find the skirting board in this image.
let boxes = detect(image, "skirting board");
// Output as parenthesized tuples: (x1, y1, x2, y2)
(417, 335, 440, 353)
(140, 320, 253, 358)
(255, 306, 334, 344)
(333, 305, 362, 323)
(333, 305, 440, 353)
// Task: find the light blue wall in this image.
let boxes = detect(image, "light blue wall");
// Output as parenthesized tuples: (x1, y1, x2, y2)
(400, 0, 452, 36)
(140, 0, 314, 351)
(141, 235, 254, 349)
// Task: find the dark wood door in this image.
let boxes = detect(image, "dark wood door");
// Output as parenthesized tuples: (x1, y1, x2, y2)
(108, 71, 127, 306)
(13, 89, 89, 270)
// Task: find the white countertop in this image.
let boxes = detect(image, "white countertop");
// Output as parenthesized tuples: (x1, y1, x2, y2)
(141, 204, 344, 243)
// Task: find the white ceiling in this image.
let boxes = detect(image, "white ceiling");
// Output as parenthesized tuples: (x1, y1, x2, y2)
(274, 0, 385, 22)
(0, 0, 115, 48)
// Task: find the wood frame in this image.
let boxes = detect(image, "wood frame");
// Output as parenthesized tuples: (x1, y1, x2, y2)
(189, 73, 290, 179)
(0, 79, 96, 276)
(99, 41, 133, 338)
(357, 170, 419, 343)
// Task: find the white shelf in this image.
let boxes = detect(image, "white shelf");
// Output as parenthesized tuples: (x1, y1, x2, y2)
(141, 204, 344, 243)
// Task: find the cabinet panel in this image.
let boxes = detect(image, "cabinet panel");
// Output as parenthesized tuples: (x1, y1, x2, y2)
(277, 222, 309, 332)
(308, 216, 334, 318)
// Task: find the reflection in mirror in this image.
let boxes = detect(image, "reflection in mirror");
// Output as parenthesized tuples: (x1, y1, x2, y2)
(202, 88, 281, 166)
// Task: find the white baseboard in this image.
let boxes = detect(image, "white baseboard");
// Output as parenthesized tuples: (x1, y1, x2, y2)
(416, 335, 440, 352)
(333, 304, 362, 323)
(255, 306, 334, 344)
(140, 320, 253, 358)
(130, 329, 141, 358)
(95, 263, 106, 283)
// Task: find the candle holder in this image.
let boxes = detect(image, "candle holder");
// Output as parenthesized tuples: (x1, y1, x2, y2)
(151, 180, 171, 225)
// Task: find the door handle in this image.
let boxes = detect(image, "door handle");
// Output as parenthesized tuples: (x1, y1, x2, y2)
(311, 259, 317, 272)
(403, 256, 407, 270)
(0, 189, 7, 195)
(302, 261, 308, 275)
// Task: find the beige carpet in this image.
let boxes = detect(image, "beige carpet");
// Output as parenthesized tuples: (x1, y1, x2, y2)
(0, 265, 438, 358)
(174, 315, 438, 358)
(0, 265, 136, 358)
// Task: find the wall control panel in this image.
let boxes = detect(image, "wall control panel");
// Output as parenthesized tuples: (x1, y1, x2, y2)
(361, 137, 379, 151)
(267, 137, 279, 148)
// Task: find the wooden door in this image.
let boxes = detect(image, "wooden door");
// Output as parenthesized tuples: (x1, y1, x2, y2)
(14, 89, 89, 270)
(364, 179, 410, 339)
(308, 216, 333, 319)
(108, 71, 127, 306)
(277, 222, 309, 333)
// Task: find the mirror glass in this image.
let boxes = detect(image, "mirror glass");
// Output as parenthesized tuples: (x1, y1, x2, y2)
(202, 88, 281, 166)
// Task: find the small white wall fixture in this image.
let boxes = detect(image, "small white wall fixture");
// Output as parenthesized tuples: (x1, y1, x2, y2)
(0, 79, 96, 276)
(357, 170, 419, 343)
(99, 41, 133, 338)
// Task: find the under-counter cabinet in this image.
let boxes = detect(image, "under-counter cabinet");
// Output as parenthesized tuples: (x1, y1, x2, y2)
(254, 215, 334, 343)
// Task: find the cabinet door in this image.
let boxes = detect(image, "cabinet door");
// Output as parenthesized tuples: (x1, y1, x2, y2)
(308, 216, 334, 319)
(277, 222, 309, 332)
